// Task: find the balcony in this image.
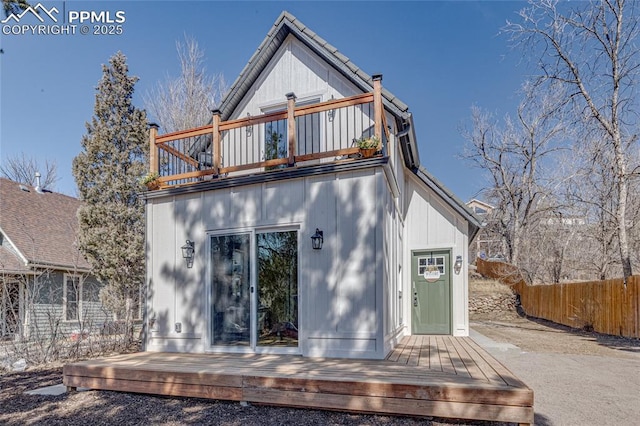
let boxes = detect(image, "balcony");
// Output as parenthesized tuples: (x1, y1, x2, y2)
(147, 78, 389, 190)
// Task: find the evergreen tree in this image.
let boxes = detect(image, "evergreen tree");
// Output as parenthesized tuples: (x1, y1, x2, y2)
(72, 52, 148, 339)
(2, 0, 30, 18)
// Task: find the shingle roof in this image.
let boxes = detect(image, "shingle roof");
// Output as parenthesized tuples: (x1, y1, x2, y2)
(0, 178, 90, 271)
(0, 246, 28, 274)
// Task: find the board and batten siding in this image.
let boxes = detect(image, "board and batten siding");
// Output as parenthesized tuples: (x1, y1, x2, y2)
(381, 140, 407, 354)
(232, 35, 362, 120)
(146, 167, 398, 358)
(219, 36, 376, 176)
(403, 173, 470, 336)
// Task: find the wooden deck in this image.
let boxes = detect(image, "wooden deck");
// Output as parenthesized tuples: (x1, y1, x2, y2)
(63, 335, 533, 424)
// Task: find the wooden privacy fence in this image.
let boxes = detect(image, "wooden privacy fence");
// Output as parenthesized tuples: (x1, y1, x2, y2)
(476, 258, 640, 339)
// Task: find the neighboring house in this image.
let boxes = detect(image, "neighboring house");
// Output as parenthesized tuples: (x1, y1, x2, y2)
(466, 199, 502, 260)
(467, 199, 493, 216)
(143, 12, 481, 359)
(0, 177, 109, 340)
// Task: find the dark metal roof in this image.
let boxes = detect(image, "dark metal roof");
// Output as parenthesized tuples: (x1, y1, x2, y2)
(167, 11, 481, 237)
(218, 11, 410, 122)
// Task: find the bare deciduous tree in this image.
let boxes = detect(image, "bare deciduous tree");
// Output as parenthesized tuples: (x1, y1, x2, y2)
(505, 0, 640, 282)
(144, 35, 227, 133)
(562, 136, 620, 279)
(0, 153, 59, 190)
(463, 84, 565, 280)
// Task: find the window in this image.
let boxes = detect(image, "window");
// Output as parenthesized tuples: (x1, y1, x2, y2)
(261, 97, 322, 169)
(64, 275, 101, 321)
(417, 256, 445, 276)
(264, 119, 288, 169)
(64, 275, 82, 321)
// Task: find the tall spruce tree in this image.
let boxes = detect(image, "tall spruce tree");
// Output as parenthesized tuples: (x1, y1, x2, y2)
(73, 52, 148, 338)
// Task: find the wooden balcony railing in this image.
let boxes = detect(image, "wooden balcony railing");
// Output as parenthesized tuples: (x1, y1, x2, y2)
(148, 75, 389, 189)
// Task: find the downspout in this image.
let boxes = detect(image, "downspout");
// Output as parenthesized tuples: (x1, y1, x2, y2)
(141, 199, 149, 351)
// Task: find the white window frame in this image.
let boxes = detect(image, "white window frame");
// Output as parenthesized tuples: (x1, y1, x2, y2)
(63, 274, 83, 322)
(417, 256, 445, 276)
(260, 94, 324, 161)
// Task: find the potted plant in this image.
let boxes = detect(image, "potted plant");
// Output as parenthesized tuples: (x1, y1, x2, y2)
(140, 172, 161, 190)
(356, 135, 380, 158)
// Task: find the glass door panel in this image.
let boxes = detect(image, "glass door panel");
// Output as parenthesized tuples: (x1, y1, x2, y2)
(256, 231, 298, 347)
(210, 234, 251, 346)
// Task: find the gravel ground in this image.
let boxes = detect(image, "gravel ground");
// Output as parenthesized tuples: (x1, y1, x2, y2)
(470, 279, 640, 426)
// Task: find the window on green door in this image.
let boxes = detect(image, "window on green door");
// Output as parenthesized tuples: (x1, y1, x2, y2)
(417, 256, 445, 276)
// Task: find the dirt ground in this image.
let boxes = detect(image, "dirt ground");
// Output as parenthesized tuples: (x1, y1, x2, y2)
(469, 278, 640, 359)
(470, 277, 640, 426)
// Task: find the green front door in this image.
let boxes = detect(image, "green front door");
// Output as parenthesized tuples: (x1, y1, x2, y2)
(411, 250, 451, 334)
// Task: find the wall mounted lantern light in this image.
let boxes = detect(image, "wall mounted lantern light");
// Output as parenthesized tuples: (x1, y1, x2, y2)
(246, 112, 253, 137)
(311, 228, 324, 250)
(454, 255, 463, 275)
(181, 240, 195, 268)
(327, 95, 335, 122)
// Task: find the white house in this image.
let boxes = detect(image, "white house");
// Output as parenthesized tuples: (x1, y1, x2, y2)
(143, 12, 481, 359)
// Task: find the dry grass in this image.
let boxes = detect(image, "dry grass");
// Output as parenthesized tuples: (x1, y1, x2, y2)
(469, 277, 513, 296)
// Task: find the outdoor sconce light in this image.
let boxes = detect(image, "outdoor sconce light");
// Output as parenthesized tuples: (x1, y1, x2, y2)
(246, 112, 252, 137)
(181, 240, 195, 268)
(311, 228, 324, 250)
(327, 95, 335, 122)
(454, 255, 463, 275)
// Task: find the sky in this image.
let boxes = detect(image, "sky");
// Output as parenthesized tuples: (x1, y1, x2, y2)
(0, 0, 532, 202)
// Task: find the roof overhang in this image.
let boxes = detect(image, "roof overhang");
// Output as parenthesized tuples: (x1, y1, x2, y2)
(219, 11, 410, 122)
(413, 167, 483, 242)
(187, 11, 483, 247)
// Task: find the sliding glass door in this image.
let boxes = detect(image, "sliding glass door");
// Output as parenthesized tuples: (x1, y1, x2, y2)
(210, 230, 298, 351)
(210, 234, 251, 346)
(256, 231, 298, 348)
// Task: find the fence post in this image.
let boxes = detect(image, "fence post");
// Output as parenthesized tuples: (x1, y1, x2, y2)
(286, 93, 297, 166)
(372, 74, 383, 150)
(149, 123, 159, 175)
(212, 109, 221, 175)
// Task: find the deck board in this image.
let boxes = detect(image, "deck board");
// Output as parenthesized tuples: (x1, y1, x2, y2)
(63, 335, 533, 424)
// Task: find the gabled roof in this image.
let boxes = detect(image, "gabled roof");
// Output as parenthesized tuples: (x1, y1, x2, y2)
(467, 199, 494, 211)
(164, 11, 483, 238)
(0, 177, 90, 272)
(219, 11, 410, 122)
(414, 167, 482, 240)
